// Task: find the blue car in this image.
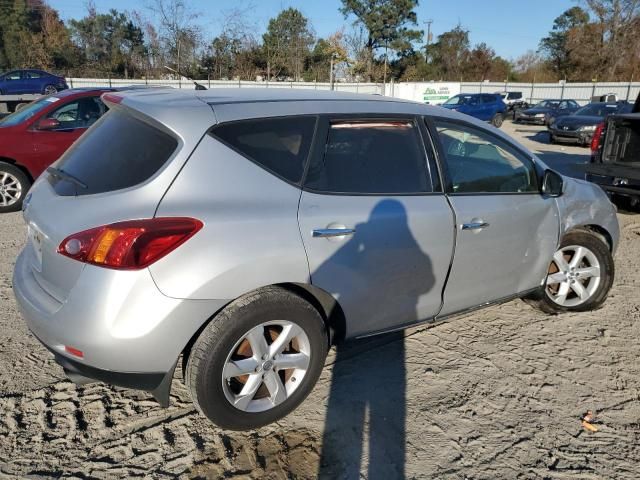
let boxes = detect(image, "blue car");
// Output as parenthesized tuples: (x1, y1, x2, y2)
(0, 69, 68, 96)
(441, 93, 507, 128)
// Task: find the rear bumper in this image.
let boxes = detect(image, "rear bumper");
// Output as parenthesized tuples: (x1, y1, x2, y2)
(31, 330, 175, 406)
(12, 247, 228, 375)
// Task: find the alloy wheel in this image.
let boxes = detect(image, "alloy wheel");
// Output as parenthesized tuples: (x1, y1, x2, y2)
(0, 172, 22, 207)
(222, 320, 311, 413)
(44, 85, 57, 95)
(545, 245, 601, 307)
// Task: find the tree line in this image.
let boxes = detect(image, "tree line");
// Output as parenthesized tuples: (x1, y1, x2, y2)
(0, 0, 638, 83)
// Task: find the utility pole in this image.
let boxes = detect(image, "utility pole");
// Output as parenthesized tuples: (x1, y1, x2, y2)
(423, 19, 433, 63)
(424, 19, 433, 47)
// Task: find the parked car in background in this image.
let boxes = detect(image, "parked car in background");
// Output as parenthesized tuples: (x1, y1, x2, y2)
(586, 94, 640, 208)
(548, 102, 634, 147)
(441, 93, 507, 127)
(515, 99, 580, 126)
(496, 91, 528, 117)
(0, 88, 110, 212)
(14, 88, 618, 431)
(0, 69, 68, 95)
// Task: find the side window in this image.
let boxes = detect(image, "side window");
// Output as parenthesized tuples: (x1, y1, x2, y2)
(559, 101, 569, 110)
(305, 119, 432, 194)
(435, 120, 538, 194)
(48, 100, 81, 128)
(211, 116, 316, 184)
(481, 94, 496, 104)
(25, 71, 42, 79)
(81, 97, 108, 127)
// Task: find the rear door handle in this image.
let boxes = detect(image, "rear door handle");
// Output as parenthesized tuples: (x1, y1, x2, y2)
(461, 221, 490, 231)
(313, 228, 356, 238)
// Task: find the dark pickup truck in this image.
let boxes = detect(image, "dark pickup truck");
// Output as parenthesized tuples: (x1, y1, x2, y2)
(586, 94, 640, 208)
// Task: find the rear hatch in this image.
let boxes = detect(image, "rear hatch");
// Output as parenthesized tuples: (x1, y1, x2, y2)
(22, 97, 210, 303)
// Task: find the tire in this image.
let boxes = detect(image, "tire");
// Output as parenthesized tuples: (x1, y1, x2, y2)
(0, 162, 31, 213)
(186, 286, 328, 430)
(43, 84, 57, 95)
(525, 230, 614, 314)
(491, 113, 503, 128)
(549, 134, 556, 144)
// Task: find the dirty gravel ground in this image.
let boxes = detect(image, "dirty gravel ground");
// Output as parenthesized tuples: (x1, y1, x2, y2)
(1, 121, 639, 479)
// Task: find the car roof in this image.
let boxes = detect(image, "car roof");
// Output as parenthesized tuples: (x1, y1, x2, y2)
(54, 88, 114, 98)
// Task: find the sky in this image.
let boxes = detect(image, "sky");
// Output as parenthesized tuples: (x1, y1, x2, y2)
(48, 0, 579, 60)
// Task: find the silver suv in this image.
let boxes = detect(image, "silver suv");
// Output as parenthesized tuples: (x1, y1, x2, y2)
(13, 89, 619, 430)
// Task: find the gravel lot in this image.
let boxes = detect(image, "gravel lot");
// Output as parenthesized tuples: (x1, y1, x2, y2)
(1, 120, 639, 479)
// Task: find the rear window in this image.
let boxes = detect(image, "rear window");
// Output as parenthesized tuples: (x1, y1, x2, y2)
(211, 116, 317, 184)
(51, 109, 178, 196)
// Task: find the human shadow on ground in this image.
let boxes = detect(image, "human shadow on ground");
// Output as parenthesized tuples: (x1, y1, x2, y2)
(315, 199, 435, 479)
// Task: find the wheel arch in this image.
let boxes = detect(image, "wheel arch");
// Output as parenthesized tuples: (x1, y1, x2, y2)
(0, 156, 34, 183)
(179, 282, 346, 380)
(566, 224, 613, 252)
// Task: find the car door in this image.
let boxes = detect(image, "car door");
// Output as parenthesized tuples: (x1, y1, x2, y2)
(298, 116, 455, 338)
(481, 94, 497, 120)
(30, 96, 107, 176)
(23, 70, 43, 94)
(429, 117, 559, 316)
(2, 71, 24, 94)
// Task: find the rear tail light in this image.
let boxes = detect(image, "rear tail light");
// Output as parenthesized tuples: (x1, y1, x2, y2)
(591, 122, 605, 152)
(58, 217, 203, 270)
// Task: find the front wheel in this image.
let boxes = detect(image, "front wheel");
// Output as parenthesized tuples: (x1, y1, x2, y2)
(491, 113, 504, 128)
(185, 286, 328, 430)
(526, 231, 614, 314)
(0, 162, 31, 213)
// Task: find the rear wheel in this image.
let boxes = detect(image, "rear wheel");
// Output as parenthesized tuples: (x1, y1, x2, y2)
(526, 231, 614, 314)
(0, 162, 31, 213)
(186, 286, 328, 430)
(491, 113, 503, 128)
(43, 84, 57, 95)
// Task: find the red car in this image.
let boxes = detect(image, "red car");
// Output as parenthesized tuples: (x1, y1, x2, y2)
(0, 88, 112, 212)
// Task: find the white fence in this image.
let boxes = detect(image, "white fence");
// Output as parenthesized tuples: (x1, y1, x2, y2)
(456, 81, 639, 105)
(65, 77, 639, 105)
(66, 77, 385, 95)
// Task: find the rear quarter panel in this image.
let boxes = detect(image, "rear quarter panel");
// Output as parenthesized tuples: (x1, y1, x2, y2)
(150, 134, 310, 300)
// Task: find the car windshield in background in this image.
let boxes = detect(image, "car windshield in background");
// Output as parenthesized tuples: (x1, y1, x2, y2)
(534, 101, 559, 109)
(575, 104, 620, 117)
(444, 95, 474, 105)
(0, 97, 57, 127)
(50, 109, 178, 196)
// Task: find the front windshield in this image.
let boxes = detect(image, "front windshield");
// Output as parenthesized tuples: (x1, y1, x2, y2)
(575, 103, 619, 117)
(444, 95, 473, 106)
(0, 96, 59, 127)
(533, 100, 558, 109)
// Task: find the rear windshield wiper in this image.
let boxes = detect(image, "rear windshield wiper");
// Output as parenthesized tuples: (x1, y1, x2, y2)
(47, 167, 87, 190)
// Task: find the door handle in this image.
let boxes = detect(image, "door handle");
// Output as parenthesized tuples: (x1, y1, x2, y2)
(461, 221, 490, 231)
(313, 228, 356, 238)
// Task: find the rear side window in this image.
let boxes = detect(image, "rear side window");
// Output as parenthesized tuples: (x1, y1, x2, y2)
(305, 120, 432, 194)
(51, 109, 178, 196)
(211, 116, 317, 184)
(481, 94, 497, 103)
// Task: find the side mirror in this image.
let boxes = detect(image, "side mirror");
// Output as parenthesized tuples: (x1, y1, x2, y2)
(36, 118, 61, 131)
(542, 169, 564, 197)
